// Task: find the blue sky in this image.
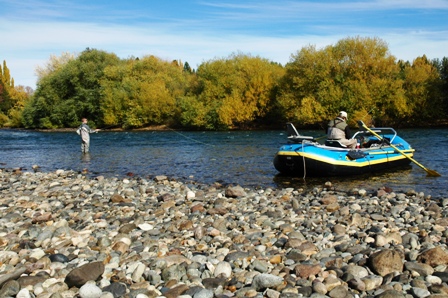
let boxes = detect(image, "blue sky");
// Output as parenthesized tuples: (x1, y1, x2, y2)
(1, 0, 448, 89)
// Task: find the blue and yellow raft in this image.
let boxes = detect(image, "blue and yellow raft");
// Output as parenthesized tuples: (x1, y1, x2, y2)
(273, 123, 414, 177)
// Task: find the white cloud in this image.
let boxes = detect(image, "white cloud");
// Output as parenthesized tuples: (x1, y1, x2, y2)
(4, 23, 447, 89)
(2, 0, 447, 88)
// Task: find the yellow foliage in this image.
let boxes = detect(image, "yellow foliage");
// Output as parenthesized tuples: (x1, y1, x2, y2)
(280, 36, 409, 126)
(295, 96, 326, 125)
(349, 109, 374, 127)
(195, 52, 284, 128)
(100, 55, 184, 128)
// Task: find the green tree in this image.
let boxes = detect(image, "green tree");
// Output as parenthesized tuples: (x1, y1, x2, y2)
(275, 45, 331, 125)
(432, 57, 448, 120)
(22, 49, 120, 128)
(176, 95, 209, 129)
(183, 61, 193, 73)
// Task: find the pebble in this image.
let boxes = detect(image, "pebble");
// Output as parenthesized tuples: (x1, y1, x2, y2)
(79, 283, 103, 298)
(0, 168, 448, 297)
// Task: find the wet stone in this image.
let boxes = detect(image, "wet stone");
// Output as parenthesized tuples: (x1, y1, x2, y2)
(49, 253, 70, 263)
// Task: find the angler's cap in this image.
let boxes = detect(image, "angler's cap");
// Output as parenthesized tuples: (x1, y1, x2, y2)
(339, 111, 348, 119)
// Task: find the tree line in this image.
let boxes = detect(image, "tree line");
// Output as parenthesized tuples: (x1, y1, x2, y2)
(1, 36, 447, 130)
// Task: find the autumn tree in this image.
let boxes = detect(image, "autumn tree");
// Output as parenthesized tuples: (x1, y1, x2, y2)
(442, 57, 448, 118)
(0, 60, 32, 127)
(179, 53, 284, 130)
(276, 36, 407, 127)
(0, 79, 9, 125)
(400, 55, 445, 125)
(0, 61, 13, 117)
(101, 55, 188, 128)
(7, 85, 33, 127)
(13, 41, 447, 130)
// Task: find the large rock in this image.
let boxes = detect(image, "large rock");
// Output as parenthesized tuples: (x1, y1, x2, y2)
(294, 263, 322, 278)
(225, 185, 247, 198)
(404, 261, 434, 276)
(368, 249, 403, 276)
(320, 194, 338, 205)
(79, 283, 102, 298)
(417, 247, 448, 267)
(102, 282, 128, 298)
(0, 280, 20, 297)
(64, 261, 105, 288)
(251, 274, 284, 291)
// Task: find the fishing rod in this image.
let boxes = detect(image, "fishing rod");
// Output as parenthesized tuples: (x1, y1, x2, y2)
(102, 118, 215, 146)
(168, 127, 215, 146)
(360, 107, 376, 127)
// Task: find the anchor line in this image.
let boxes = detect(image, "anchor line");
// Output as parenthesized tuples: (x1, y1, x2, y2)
(301, 140, 307, 179)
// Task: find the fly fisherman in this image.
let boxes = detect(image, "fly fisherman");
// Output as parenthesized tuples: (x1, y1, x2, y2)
(76, 118, 100, 153)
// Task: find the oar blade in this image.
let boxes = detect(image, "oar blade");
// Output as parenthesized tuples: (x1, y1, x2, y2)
(358, 120, 441, 177)
(426, 169, 442, 177)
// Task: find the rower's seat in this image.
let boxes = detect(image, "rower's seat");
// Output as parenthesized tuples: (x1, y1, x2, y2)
(325, 139, 347, 148)
(286, 123, 314, 143)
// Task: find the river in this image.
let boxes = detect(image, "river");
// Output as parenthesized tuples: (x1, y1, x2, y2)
(1, 127, 447, 198)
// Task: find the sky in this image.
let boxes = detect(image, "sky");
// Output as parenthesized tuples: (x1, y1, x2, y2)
(1, 0, 448, 89)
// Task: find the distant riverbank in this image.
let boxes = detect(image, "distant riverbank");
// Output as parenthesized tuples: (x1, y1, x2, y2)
(3, 118, 448, 134)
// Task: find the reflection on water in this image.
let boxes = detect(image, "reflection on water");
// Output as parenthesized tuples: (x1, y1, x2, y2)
(0, 128, 447, 198)
(81, 153, 91, 163)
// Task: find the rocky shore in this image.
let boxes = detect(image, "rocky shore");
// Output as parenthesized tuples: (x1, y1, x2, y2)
(0, 168, 448, 298)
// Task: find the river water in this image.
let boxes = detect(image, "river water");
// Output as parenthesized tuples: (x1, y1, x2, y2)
(1, 128, 447, 198)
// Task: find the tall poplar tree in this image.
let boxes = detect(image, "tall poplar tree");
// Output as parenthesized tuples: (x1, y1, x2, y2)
(0, 61, 13, 119)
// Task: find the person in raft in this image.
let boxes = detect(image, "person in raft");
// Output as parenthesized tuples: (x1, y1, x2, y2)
(327, 111, 357, 149)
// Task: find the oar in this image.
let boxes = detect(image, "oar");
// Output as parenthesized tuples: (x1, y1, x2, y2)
(358, 121, 441, 177)
(315, 135, 327, 141)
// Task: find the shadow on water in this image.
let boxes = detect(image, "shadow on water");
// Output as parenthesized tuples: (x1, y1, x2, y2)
(273, 165, 414, 193)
